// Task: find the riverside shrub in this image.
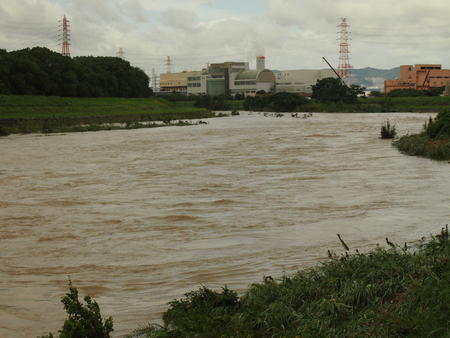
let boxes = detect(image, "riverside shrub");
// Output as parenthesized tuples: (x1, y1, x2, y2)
(40, 280, 113, 338)
(394, 109, 450, 160)
(132, 226, 450, 338)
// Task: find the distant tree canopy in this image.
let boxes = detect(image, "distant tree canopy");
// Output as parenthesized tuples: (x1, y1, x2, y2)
(368, 90, 384, 98)
(193, 94, 232, 110)
(0, 47, 152, 98)
(243, 92, 310, 112)
(386, 88, 443, 98)
(311, 77, 365, 104)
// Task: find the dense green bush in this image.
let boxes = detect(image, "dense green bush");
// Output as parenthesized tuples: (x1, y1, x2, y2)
(368, 90, 384, 98)
(132, 226, 450, 338)
(40, 280, 113, 338)
(0, 125, 9, 136)
(0, 47, 152, 98)
(387, 88, 443, 98)
(394, 109, 450, 160)
(427, 109, 450, 139)
(311, 77, 365, 104)
(194, 94, 232, 110)
(380, 119, 397, 139)
(243, 92, 309, 112)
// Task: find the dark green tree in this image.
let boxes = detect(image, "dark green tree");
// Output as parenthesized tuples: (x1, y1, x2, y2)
(427, 109, 450, 139)
(234, 93, 245, 100)
(194, 94, 231, 110)
(243, 92, 309, 112)
(0, 47, 151, 97)
(268, 91, 309, 112)
(387, 88, 442, 97)
(40, 280, 113, 338)
(311, 77, 365, 104)
(369, 90, 384, 97)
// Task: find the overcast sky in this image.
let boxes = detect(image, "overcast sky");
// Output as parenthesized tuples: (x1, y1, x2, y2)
(1, 0, 450, 81)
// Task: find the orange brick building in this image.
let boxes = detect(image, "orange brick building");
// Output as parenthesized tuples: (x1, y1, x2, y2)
(384, 64, 450, 93)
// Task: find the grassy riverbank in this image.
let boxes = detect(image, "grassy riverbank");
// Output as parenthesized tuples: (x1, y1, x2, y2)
(220, 96, 450, 113)
(3, 94, 450, 151)
(127, 226, 450, 338)
(300, 96, 450, 113)
(0, 95, 212, 134)
(393, 109, 450, 161)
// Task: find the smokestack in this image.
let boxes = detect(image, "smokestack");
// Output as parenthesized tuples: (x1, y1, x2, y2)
(256, 56, 265, 70)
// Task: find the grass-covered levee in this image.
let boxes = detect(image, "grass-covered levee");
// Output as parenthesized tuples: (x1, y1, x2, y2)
(130, 226, 450, 338)
(393, 109, 450, 161)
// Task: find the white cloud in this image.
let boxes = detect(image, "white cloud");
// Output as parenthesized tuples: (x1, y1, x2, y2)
(1, 0, 450, 77)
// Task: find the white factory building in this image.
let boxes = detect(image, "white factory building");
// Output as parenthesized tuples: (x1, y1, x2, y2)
(160, 56, 336, 97)
(275, 69, 336, 95)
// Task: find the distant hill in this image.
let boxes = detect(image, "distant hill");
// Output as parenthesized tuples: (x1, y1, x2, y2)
(352, 67, 400, 91)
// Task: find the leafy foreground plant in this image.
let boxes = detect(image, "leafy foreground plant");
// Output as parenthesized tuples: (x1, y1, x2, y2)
(40, 279, 113, 338)
(131, 226, 450, 338)
(380, 119, 397, 139)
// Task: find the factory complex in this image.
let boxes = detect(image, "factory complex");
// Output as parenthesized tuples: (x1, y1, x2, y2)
(159, 56, 336, 97)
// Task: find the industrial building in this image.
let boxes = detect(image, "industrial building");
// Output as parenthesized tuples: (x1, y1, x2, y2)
(384, 64, 450, 93)
(275, 69, 336, 95)
(159, 70, 198, 93)
(160, 56, 335, 97)
(184, 58, 277, 97)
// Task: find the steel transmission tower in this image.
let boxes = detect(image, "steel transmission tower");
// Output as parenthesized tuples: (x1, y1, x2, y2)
(165, 56, 173, 73)
(151, 68, 159, 91)
(117, 47, 125, 58)
(337, 18, 352, 84)
(59, 15, 71, 56)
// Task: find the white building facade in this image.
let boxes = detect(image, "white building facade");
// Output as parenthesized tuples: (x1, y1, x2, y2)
(177, 58, 337, 97)
(276, 69, 337, 95)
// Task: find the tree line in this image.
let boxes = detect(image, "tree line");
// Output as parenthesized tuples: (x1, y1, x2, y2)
(0, 47, 152, 98)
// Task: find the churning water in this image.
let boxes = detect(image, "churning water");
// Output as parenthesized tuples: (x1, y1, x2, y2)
(1, 112, 449, 337)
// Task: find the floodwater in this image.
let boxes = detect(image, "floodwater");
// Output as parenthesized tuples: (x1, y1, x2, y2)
(1, 112, 449, 337)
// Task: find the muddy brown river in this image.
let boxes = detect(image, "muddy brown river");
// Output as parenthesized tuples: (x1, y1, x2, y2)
(1, 112, 449, 337)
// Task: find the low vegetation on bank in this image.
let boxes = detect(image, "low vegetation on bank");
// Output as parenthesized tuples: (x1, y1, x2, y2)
(41, 227, 450, 338)
(0, 95, 212, 135)
(3, 87, 450, 136)
(127, 226, 450, 338)
(393, 109, 450, 161)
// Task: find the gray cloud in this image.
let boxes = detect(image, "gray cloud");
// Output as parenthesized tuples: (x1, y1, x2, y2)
(2, 0, 450, 79)
(160, 7, 197, 31)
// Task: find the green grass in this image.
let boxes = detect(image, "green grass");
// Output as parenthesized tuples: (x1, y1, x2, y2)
(0, 95, 213, 134)
(130, 226, 450, 338)
(364, 96, 450, 112)
(393, 109, 450, 161)
(0, 95, 205, 119)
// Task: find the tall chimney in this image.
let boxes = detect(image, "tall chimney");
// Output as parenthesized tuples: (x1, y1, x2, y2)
(256, 56, 265, 70)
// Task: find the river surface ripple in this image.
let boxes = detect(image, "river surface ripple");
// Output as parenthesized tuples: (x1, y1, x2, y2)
(1, 112, 449, 337)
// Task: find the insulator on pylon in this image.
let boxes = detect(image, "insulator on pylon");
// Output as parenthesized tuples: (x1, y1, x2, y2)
(337, 18, 352, 84)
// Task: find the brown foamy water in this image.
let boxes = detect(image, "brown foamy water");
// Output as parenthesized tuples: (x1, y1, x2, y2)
(1, 112, 449, 337)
